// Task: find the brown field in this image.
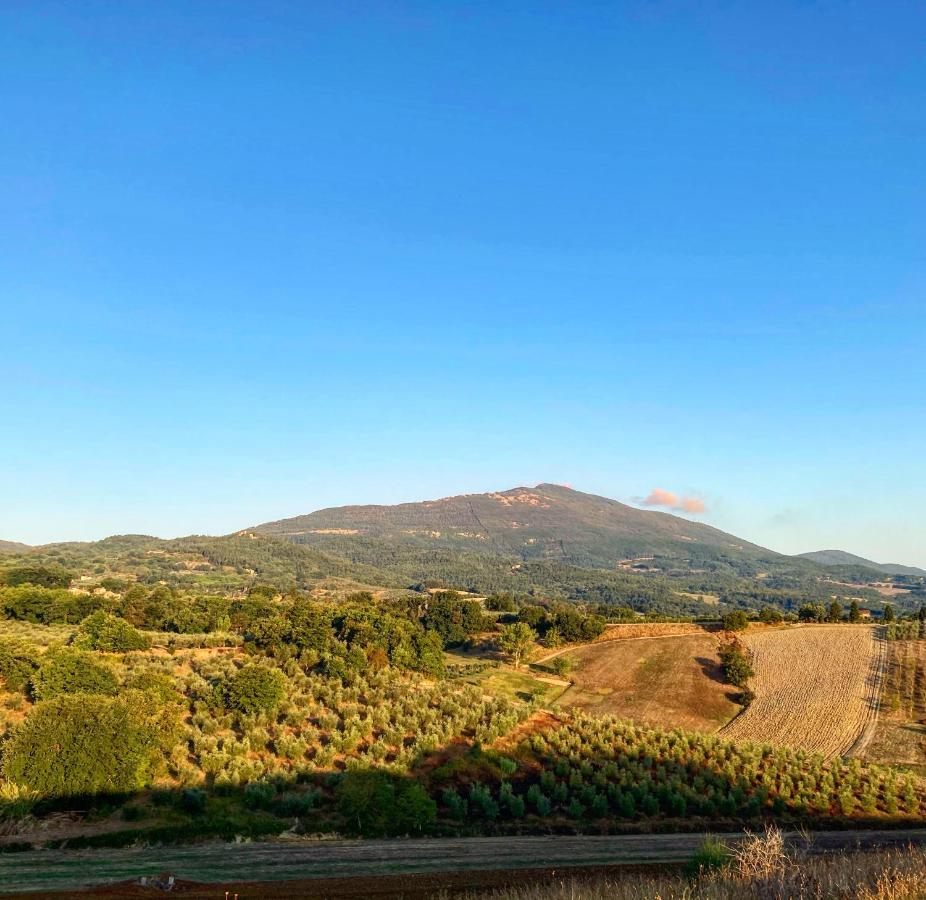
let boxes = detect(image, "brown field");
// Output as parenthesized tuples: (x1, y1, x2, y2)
(864, 639, 926, 771)
(551, 631, 739, 731)
(721, 625, 883, 759)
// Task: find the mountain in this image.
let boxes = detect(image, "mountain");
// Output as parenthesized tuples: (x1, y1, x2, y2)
(255, 483, 784, 572)
(797, 550, 926, 578)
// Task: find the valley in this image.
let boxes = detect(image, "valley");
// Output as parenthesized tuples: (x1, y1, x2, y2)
(0, 487, 925, 895)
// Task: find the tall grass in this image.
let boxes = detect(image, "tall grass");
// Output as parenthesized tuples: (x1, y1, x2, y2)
(453, 828, 926, 899)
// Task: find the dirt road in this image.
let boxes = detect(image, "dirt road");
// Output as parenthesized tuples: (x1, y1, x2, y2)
(4, 830, 926, 895)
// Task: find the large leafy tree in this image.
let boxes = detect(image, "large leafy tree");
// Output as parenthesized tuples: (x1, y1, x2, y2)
(73, 611, 150, 652)
(31, 648, 119, 701)
(3, 691, 177, 797)
(225, 665, 285, 716)
(496, 621, 537, 668)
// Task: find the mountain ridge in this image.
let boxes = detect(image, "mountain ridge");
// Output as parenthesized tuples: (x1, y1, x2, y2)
(254, 482, 783, 571)
(797, 549, 926, 577)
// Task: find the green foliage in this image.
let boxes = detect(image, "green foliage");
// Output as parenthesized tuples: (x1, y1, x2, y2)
(335, 769, 437, 836)
(2, 565, 72, 589)
(421, 592, 489, 646)
(0, 585, 106, 625)
(495, 622, 537, 667)
(485, 593, 518, 612)
(684, 837, 731, 878)
(73, 611, 151, 652)
(718, 637, 754, 690)
(225, 665, 286, 716)
(2, 692, 176, 798)
(31, 647, 119, 700)
(758, 606, 784, 624)
(0, 638, 38, 692)
(799, 602, 827, 623)
(550, 655, 575, 678)
(721, 610, 749, 632)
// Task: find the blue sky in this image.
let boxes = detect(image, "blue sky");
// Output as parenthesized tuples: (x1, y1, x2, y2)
(2, 2, 924, 565)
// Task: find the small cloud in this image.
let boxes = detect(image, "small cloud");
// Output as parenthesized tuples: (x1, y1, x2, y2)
(643, 488, 679, 508)
(641, 487, 707, 516)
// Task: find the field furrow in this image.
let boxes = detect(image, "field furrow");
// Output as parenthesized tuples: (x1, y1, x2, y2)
(721, 625, 881, 759)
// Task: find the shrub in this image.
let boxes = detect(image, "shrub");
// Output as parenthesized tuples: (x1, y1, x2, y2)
(73, 611, 150, 652)
(718, 637, 754, 689)
(225, 665, 286, 716)
(2, 692, 176, 798)
(2, 565, 72, 589)
(685, 837, 731, 878)
(336, 769, 437, 836)
(31, 648, 119, 700)
(721, 610, 750, 632)
(550, 655, 575, 678)
(0, 639, 38, 692)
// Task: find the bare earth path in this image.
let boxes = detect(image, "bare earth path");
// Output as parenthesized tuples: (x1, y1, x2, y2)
(721, 625, 882, 759)
(4, 831, 926, 895)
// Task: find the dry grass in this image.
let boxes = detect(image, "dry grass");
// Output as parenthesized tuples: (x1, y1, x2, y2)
(455, 830, 926, 899)
(721, 625, 882, 759)
(552, 633, 738, 731)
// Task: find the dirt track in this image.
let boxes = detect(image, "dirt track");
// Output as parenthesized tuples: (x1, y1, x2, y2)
(5, 830, 926, 896)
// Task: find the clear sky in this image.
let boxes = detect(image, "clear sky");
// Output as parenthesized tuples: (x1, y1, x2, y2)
(2, 2, 924, 565)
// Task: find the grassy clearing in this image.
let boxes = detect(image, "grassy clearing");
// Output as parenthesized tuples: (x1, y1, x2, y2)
(552, 632, 738, 731)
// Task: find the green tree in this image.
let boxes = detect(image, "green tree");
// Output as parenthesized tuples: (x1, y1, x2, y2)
(798, 603, 826, 623)
(721, 610, 749, 632)
(31, 648, 119, 700)
(225, 665, 285, 716)
(73, 611, 150, 652)
(2, 691, 177, 798)
(335, 769, 436, 836)
(826, 599, 844, 623)
(883, 604, 896, 623)
(758, 606, 783, 624)
(495, 622, 537, 668)
(2, 565, 72, 589)
(0, 639, 38, 692)
(550, 655, 575, 678)
(848, 600, 861, 623)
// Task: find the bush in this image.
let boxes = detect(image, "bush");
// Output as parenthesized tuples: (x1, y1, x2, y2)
(2, 692, 176, 798)
(685, 837, 731, 878)
(73, 611, 150, 652)
(0, 639, 38, 692)
(335, 769, 437, 836)
(31, 648, 119, 700)
(721, 610, 750, 632)
(718, 637, 754, 689)
(2, 565, 72, 589)
(225, 665, 286, 716)
(550, 655, 575, 678)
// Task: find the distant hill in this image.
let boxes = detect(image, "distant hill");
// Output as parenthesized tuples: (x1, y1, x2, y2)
(0, 532, 398, 592)
(797, 550, 926, 577)
(255, 483, 786, 573)
(0, 540, 30, 554)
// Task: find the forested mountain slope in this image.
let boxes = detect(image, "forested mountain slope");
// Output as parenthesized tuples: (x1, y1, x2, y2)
(255, 483, 783, 571)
